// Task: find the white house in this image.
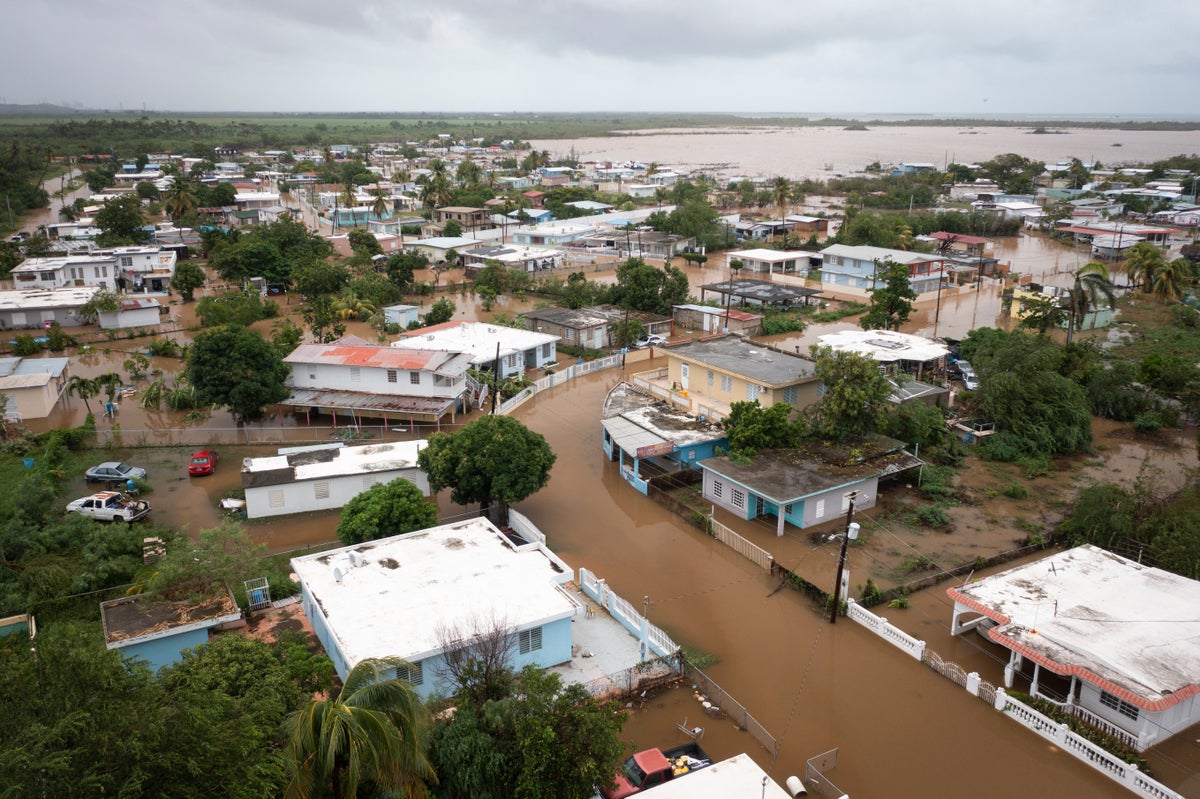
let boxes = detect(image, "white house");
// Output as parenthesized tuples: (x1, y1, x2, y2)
(726, 248, 809, 275)
(10, 254, 119, 291)
(241, 440, 429, 519)
(948, 545, 1200, 751)
(394, 321, 559, 379)
(816, 329, 949, 377)
(97, 297, 162, 330)
(282, 336, 473, 427)
(0, 356, 70, 421)
(382, 304, 421, 328)
(290, 516, 578, 697)
(107, 246, 178, 292)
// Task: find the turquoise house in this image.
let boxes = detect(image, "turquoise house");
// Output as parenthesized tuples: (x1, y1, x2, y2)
(100, 589, 242, 671)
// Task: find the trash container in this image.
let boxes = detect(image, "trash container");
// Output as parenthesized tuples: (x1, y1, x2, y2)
(22, 458, 34, 469)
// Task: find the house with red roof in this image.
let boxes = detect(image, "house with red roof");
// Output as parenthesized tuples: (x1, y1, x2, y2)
(948, 545, 1200, 751)
(281, 335, 473, 428)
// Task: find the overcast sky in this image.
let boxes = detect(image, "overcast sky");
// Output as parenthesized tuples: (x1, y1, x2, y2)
(4, 0, 1199, 116)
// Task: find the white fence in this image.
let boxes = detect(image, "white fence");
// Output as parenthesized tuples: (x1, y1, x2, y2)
(578, 567, 680, 661)
(846, 599, 1183, 799)
(709, 516, 774, 571)
(497, 353, 623, 415)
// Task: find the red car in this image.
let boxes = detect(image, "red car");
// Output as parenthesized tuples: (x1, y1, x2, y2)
(188, 450, 219, 476)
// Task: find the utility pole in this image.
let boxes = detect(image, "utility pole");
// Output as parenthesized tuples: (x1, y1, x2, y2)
(830, 492, 859, 624)
(490, 340, 501, 414)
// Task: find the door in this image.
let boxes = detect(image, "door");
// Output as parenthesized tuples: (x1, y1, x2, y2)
(680, 363, 689, 391)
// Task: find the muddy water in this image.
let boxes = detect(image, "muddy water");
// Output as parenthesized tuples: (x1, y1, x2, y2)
(511, 368, 1129, 798)
(531, 125, 1200, 180)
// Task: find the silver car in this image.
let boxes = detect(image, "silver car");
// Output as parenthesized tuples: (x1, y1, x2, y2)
(85, 461, 147, 484)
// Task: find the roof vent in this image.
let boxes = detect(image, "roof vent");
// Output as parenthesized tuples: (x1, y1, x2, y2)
(333, 567, 344, 583)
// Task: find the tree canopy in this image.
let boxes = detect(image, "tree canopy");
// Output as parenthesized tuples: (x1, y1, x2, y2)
(859, 258, 916, 332)
(187, 325, 290, 420)
(95, 194, 150, 246)
(723, 400, 799, 456)
(805, 346, 893, 440)
(336, 478, 438, 545)
(608, 257, 690, 315)
(418, 415, 556, 522)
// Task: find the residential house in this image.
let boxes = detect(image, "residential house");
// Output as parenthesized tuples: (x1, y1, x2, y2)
(403, 236, 480, 263)
(108, 246, 178, 292)
(511, 221, 600, 248)
(97, 297, 163, 330)
(0, 356, 70, 421)
(0, 286, 102, 330)
(696, 278, 821, 310)
(672, 304, 763, 336)
(815, 329, 949, 380)
(291, 516, 578, 697)
(785, 215, 830, 236)
(282, 335, 472, 428)
(394, 321, 558, 379)
(434, 207, 491, 231)
(948, 545, 1200, 751)
(10, 254, 118, 291)
(1055, 220, 1177, 247)
(536, 167, 574, 186)
(726, 248, 809, 275)
(234, 191, 281, 210)
(698, 435, 921, 536)
(1010, 283, 1114, 331)
(521, 305, 671, 350)
(926, 231, 992, 258)
(601, 381, 727, 495)
(461, 244, 564, 273)
(241, 440, 428, 519)
(521, 190, 546, 208)
(818, 244, 946, 295)
(564, 200, 614, 214)
(496, 175, 535, 190)
(99, 587, 242, 671)
(508, 207, 553, 225)
(630, 335, 820, 422)
(571, 228, 696, 260)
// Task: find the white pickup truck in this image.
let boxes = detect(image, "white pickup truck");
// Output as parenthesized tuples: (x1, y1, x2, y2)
(66, 491, 151, 522)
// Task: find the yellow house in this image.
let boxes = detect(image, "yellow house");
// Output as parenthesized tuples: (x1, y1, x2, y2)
(631, 336, 819, 421)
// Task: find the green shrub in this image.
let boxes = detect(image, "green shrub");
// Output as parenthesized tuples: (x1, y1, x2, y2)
(12, 335, 41, 356)
(860, 578, 883, 606)
(887, 596, 910, 609)
(1001, 482, 1028, 499)
(916, 504, 949, 528)
(1016, 454, 1051, 478)
(1133, 411, 1164, 433)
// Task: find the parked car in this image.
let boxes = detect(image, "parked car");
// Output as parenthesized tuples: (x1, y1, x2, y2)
(85, 461, 147, 484)
(633, 334, 668, 349)
(188, 450, 219, 476)
(956, 361, 981, 391)
(66, 491, 151, 523)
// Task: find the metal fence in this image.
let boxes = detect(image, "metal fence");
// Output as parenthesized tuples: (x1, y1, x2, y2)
(708, 516, 774, 571)
(804, 748, 849, 799)
(683, 661, 778, 759)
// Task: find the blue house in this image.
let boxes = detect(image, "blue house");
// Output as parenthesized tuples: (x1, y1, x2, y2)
(291, 517, 578, 698)
(100, 588, 242, 671)
(819, 244, 946, 295)
(602, 381, 728, 495)
(697, 435, 922, 536)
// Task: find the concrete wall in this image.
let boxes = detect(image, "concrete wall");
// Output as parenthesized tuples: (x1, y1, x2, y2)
(290, 361, 462, 398)
(119, 627, 210, 671)
(667, 358, 818, 415)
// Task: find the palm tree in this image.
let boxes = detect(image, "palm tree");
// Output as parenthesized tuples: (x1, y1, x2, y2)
(66, 375, 99, 414)
(1064, 261, 1117, 344)
(1151, 257, 1191, 303)
(283, 658, 432, 799)
(370, 188, 390, 223)
(341, 183, 358, 227)
(1121, 241, 1167, 292)
(163, 179, 197, 224)
(773, 176, 790, 242)
(332, 288, 377, 322)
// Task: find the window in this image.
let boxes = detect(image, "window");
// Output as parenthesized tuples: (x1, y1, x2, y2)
(40, 272, 54, 281)
(519, 627, 543, 654)
(268, 489, 285, 508)
(783, 386, 799, 404)
(566, 328, 575, 341)
(314, 481, 330, 500)
(541, 343, 552, 358)
(349, 367, 361, 383)
(841, 491, 855, 511)
(827, 255, 840, 266)
(815, 499, 825, 517)
(731, 489, 746, 509)
(410, 372, 421, 385)
(707, 370, 714, 387)
(396, 661, 423, 686)
(120, 256, 133, 267)
(712, 480, 723, 499)
(1100, 691, 1140, 721)
(387, 369, 397, 383)
(720, 375, 732, 392)
(308, 371, 316, 380)
(746, 384, 760, 401)
(784, 503, 794, 515)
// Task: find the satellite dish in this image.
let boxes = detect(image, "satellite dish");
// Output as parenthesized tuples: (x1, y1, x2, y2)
(333, 567, 344, 583)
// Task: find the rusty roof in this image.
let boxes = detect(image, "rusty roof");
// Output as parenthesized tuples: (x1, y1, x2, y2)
(281, 387, 459, 417)
(284, 343, 470, 375)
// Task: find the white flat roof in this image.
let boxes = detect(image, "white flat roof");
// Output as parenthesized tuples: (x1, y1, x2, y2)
(643, 754, 792, 799)
(291, 518, 577, 669)
(0, 286, 101, 311)
(817, 329, 949, 363)
(728, 248, 809, 262)
(820, 243, 941, 265)
(243, 440, 426, 481)
(950, 545, 1200, 709)
(394, 321, 558, 363)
